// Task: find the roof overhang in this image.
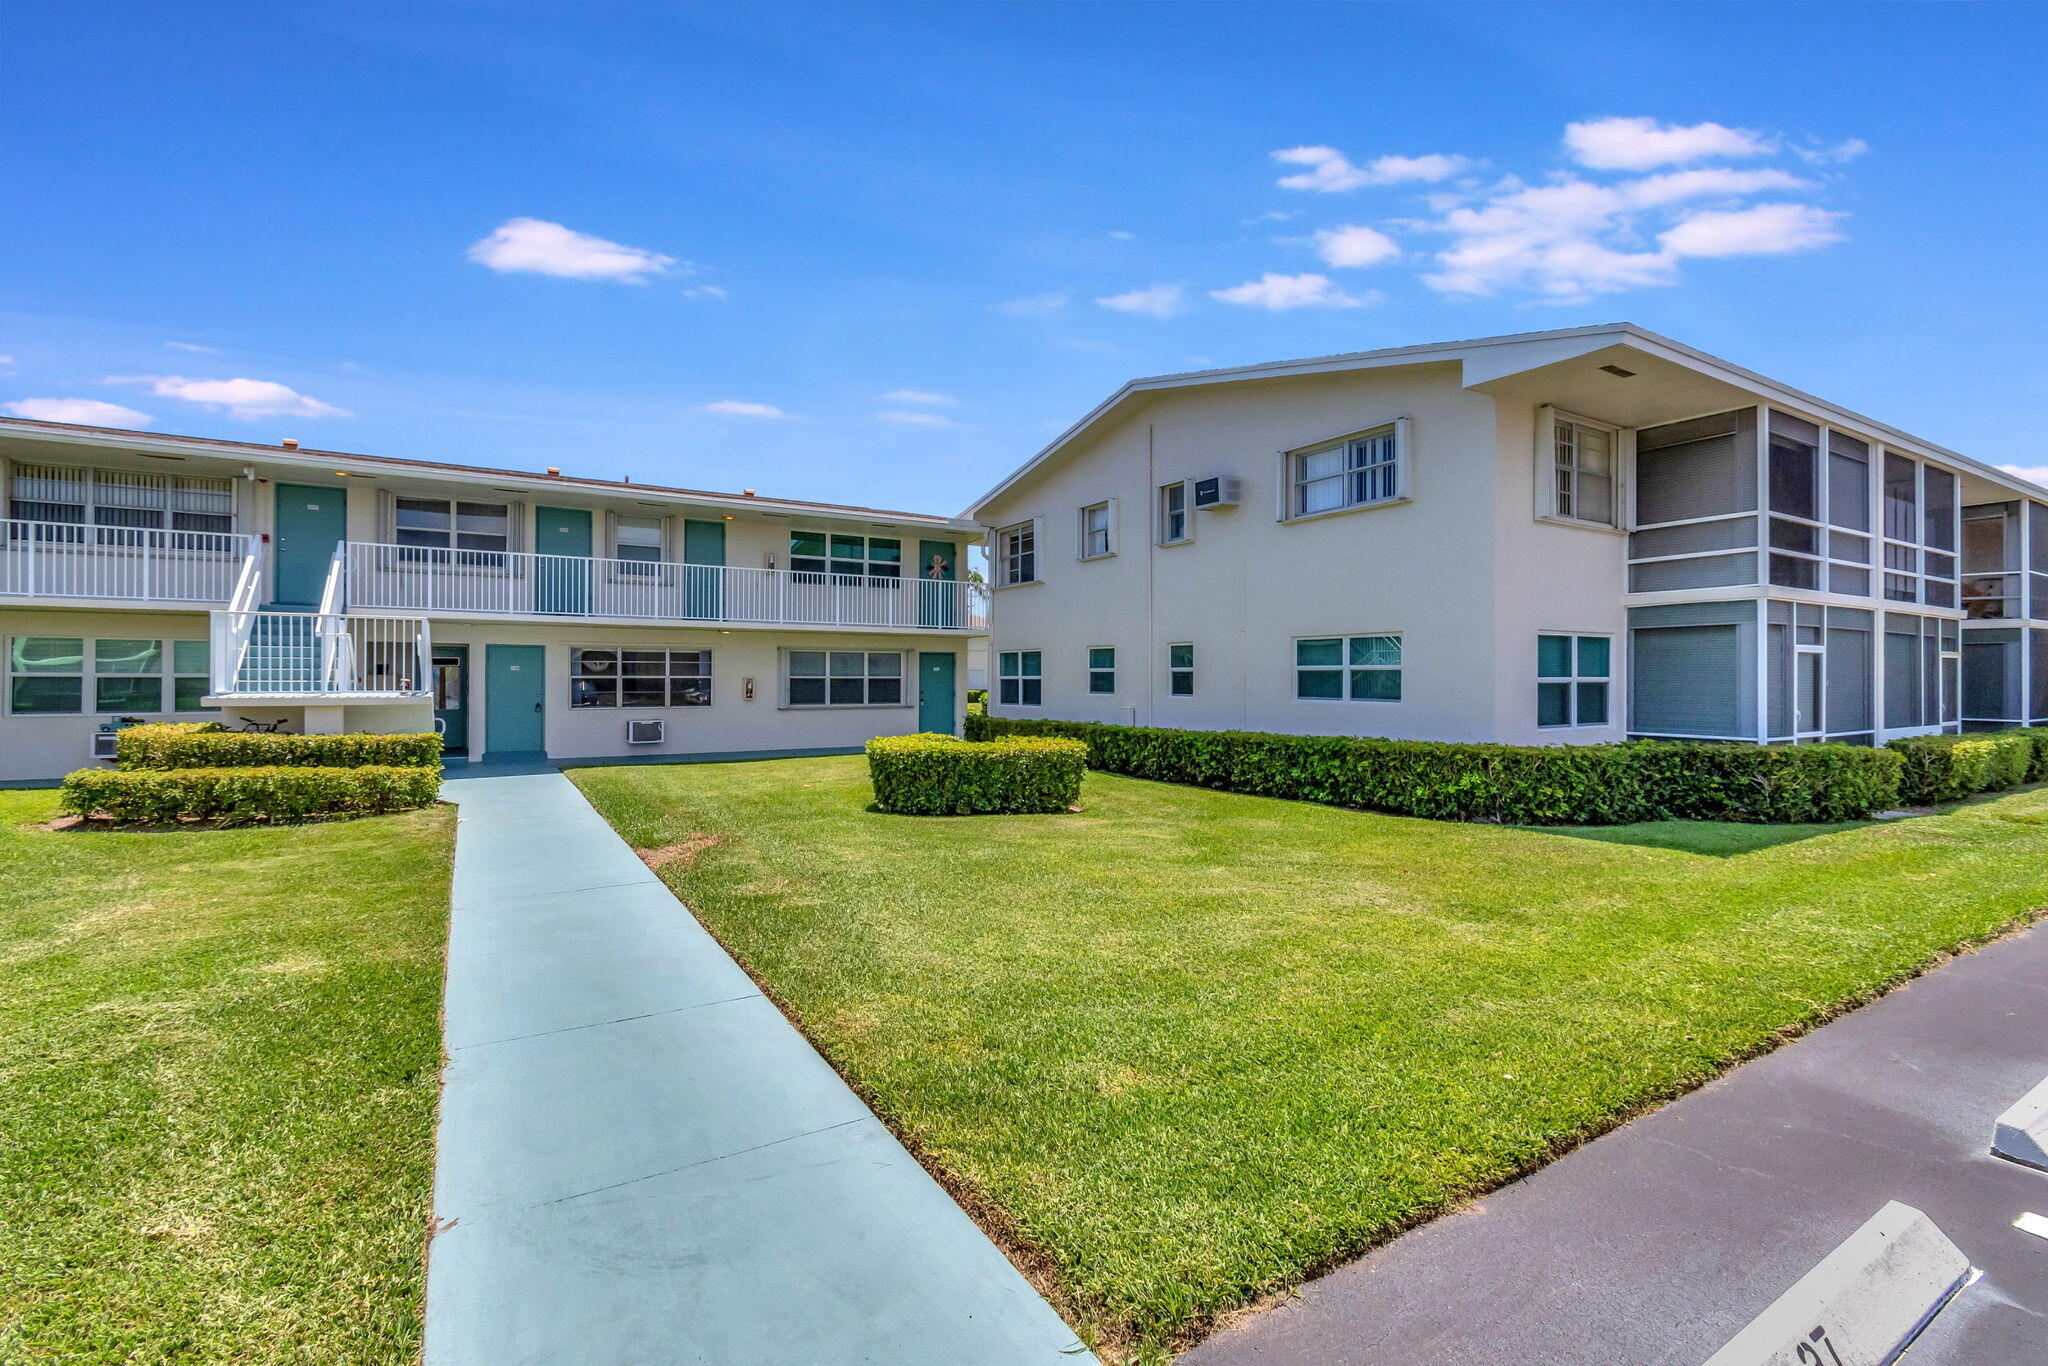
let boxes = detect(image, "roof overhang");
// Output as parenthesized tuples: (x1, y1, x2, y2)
(962, 322, 2048, 517)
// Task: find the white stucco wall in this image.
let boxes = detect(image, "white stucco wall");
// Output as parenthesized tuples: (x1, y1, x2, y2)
(976, 363, 1524, 742)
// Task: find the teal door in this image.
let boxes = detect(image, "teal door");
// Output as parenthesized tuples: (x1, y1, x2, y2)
(485, 644, 546, 757)
(918, 651, 957, 735)
(271, 483, 348, 607)
(433, 645, 468, 752)
(684, 518, 725, 620)
(917, 539, 957, 628)
(534, 507, 592, 614)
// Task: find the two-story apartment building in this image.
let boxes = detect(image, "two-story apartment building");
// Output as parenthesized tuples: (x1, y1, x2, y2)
(0, 416, 984, 784)
(967, 323, 2048, 748)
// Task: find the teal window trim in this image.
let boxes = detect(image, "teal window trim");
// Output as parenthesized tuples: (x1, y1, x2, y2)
(5, 634, 212, 716)
(1537, 632, 1612, 728)
(1294, 634, 1401, 702)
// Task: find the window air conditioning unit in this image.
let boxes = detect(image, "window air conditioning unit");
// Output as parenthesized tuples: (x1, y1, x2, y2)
(89, 732, 121, 762)
(1192, 476, 1241, 509)
(626, 719, 666, 745)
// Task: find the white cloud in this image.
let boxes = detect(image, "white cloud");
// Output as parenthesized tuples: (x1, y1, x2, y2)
(1564, 117, 1772, 171)
(0, 355, 15, 371)
(1273, 146, 1470, 192)
(882, 389, 956, 406)
(5, 397, 152, 426)
(2001, 465, 2048, 489)
(1210, 273, 1379, 311)
(107, 375, 348, 419)
(1107, 230, 1136, 240)
(1620, 167, 1809, 206)
(467, 217, 677, 282)
(1095, 284, 1187, 319)
(994, 290, 1069, 317)
(1314, 224, 1402, 268)
(682, 284, 728, 301)
(1794, 137, 1870, 166)
(165, 340, 219, 353)
(1659, 203, 1844, 257)
(874, 410, 956, 428)
(699, 400, 788, 419)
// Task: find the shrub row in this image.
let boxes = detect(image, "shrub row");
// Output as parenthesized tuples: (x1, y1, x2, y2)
(867, 732, 1087, 815)
(1887, 729, 2044, 805)
(115, 722, 443, 772)
(965, 715, 1904, 825)
(60, 765, 442, 825)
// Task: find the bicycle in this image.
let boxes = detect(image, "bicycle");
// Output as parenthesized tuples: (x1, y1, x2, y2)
(236, 716, 293, 734)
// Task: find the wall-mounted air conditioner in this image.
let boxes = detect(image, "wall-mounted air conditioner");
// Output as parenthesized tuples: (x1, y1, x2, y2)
(627, 719, 665, 745)
(89, 732, 120, 762)
(1193, 476, 1241, 508)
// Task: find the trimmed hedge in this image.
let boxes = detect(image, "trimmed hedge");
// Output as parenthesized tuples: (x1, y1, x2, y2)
(965, 715, 1903, 825)
(115, 722, 443, 772)
(1888, 730, 2036, 805)
(867, 732, 1087, 815)
(59, 765, 441, 825)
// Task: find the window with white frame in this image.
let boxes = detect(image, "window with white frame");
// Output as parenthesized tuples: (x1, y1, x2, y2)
(994, 521, 1037, 586)
(1289, 425, 1399, 518)
(786, 650, 903, 706)
(394, 497, 510, 557)
(1294, 634, 1400, 701)
(998, 650, 1041, 705)
(1536, 634, 1609, 727)
(1087, 647, 1115, 694)
(8, 463, 234, 536)
(569, 648, 711, 708)
(790, 531, 900, 579)
(1550, 415, 1616, 526)
(1079, 501, 1113, 559)
(1158, 482, 1190, 545)
(613, 514, 664, 565)
(1168, 642, 1194, 696)
(7, 635, 212, 715)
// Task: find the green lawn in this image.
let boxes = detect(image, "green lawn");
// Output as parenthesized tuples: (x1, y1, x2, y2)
(0, 790, 454, 1364)
(573, 756, 2048, 1358)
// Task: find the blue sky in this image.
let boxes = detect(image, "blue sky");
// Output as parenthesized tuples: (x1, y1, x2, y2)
(5, 1, 2045, 513)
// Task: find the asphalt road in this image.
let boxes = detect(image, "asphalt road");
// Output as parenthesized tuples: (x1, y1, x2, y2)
(1184, 921, 2048, 1365)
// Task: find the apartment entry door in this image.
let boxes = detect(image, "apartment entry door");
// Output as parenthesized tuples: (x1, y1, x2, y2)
(484, 644, 546, 758)
(433, 645, 469, 754)
(271, 483, 348, 607)
(534, 506, 592, 615)
(918, 651, 957, 736)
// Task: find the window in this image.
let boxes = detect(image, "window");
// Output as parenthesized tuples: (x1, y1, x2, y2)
(789, 532, 900, 579)
(1158, 482, 1190, 545)
(569, 648, 712, 708)
(998, 650, 1041, 706)
(1088, 647, 1115, 694)
(1290, 425, 1399, 517)
(994, 521, 1037, 586)
(1168, 642, 1194, 696)
(1295, 634, 1401, 701)
(395, 497, 510, 558)
(614, 515, 664, 565)
(1551, 417, 1616, 526)
(786, 650, 903, 706)
(7, 463, 234, 536)
(1537, 634, 1610, 727)
(7, 635, 211, 715)
(1079, 501, 1113, 559)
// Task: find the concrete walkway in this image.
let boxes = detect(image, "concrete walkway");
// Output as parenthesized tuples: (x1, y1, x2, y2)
(424, 769, 1088, 1365)
(1184, 921, 2048, 1366)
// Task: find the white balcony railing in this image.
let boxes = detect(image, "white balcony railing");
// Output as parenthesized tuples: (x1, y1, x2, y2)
(209, 610, 430, 698)
(1, 520, 256, 602)
(342, 541, 986, 632)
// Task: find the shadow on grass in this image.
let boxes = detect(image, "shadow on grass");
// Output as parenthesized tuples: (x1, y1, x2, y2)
(1519, 818, 1879, 857)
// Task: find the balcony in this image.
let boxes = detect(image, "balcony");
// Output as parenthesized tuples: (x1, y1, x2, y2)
(2, 520, 256, 604)
(341, 541, 986, 633)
